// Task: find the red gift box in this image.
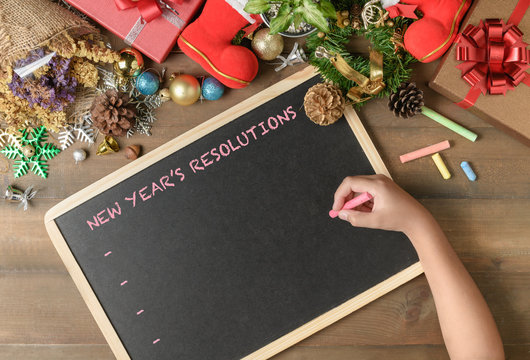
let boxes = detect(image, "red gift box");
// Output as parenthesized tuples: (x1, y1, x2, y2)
(66, 0, 204, 63)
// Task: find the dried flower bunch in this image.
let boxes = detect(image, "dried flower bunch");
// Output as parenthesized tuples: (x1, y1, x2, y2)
(0, 0, 120, 132)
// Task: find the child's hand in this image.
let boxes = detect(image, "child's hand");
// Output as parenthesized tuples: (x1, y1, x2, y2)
(331, 174, 432, 236)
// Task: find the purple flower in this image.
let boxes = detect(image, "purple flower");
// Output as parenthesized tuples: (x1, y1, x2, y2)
(8, 50, 78, 112)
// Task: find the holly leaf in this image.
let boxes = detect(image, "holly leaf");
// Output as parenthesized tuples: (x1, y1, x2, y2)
(1, 145, 23, 160)
(13, 160, 29, 178)
(244, 0, 270, 14)
(318, 0, 337, 19)
(301, 0, 329, 32)
(269, 3, 293, 34)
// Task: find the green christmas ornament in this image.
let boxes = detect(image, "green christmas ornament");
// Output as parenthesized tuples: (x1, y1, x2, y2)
(0, 126, 60, 178)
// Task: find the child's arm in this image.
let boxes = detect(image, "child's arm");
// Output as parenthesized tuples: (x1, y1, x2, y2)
(332, 175, 504, 360)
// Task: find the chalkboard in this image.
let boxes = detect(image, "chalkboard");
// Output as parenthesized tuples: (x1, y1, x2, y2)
(45, 67, 422, 360)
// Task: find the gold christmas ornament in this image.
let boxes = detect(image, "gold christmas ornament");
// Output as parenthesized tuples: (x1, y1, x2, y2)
(96, 136, 120, 155)
(168, 74, 201, 106)
(159, 88, 171, 102)
(303, 83, 346, 126)
(251, 29, 284, 61)
(336, 10, 350, 28)
(21, 144, 36, 158)
(114, 47, 144, 78)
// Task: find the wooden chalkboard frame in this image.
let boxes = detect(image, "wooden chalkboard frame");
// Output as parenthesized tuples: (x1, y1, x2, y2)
(45, 66, 423, 360)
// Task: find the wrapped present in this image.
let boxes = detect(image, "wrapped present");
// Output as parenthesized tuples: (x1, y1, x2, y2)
(430, 0, 530, 146)
(65, 0, 205, 63)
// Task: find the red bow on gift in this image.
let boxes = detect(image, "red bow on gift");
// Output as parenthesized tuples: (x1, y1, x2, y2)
(455, 18, 530, 108)
(115, 0, 183, 22)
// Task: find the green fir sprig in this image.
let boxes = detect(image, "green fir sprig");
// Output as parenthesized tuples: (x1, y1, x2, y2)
(306, 2, 416, 105)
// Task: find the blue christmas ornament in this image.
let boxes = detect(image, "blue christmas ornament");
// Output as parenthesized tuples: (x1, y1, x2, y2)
(135, 71, 160, 95)
(201, 77, 224, 101)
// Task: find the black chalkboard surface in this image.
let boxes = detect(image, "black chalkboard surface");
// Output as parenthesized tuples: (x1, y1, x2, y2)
(45, 67, 421, 360)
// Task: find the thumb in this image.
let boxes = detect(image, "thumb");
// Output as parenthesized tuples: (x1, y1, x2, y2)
(338, 210, 375, 229)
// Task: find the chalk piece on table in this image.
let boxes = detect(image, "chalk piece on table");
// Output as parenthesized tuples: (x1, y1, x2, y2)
(432, 153, 451, 179)
(460, 161, 477, 181)
(400, 140, 450, 163)
(421, 106, 478, 142)
(329, 192, 373, 218)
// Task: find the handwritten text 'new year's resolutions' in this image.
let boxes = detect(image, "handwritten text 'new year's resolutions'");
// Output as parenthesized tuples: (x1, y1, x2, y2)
(86, 106, 297, 231)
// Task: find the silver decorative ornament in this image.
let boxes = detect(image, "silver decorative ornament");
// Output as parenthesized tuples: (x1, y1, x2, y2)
(73, 149, 87, 164)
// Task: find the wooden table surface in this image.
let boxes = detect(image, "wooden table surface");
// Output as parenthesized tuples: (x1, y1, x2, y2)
(1, 35, 529, 360)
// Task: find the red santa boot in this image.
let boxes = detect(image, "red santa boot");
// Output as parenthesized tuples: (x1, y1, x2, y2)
(178, 0, 259, 88)
(384, 0, 472, 63)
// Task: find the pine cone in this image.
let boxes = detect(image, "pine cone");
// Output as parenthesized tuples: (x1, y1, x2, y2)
(388, 82, 424, 119)
(91, 89, 136, 137)
(350, 3, 362, 29)
(304, 83, 346, 126)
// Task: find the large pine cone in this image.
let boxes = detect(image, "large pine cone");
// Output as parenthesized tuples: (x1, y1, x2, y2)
(304, 83, 346, 126)
(388, 82, 424, 119)
(91, 89, 136, 136)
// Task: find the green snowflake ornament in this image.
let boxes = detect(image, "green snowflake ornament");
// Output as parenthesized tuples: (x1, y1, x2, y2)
(0, 126, 60, 178)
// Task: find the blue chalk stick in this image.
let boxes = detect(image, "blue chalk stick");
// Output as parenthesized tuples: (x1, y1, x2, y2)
(460, 161, 476, 181)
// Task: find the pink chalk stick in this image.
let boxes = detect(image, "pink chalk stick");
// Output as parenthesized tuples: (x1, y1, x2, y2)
(104, 251, 112, 257)
(153, 339, 160, 344)
(137, 310, 144, 315)
(120, 280, 128, 286)
(329, 192, 373, 218)
(400, 140, 451, 163)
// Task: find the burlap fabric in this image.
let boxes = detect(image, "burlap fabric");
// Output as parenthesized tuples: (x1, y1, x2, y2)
(0, 0, 96, 68)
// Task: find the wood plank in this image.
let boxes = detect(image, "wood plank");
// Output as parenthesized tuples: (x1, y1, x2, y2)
(6, 119, 529, 201)
(3, 198, 527, 273)
(0, 271, 527, 346)
(0, 273, 105, 344)
(272, 344, 530, 360)
(299, 272, 530, 346)
(0, 345, 113, 360)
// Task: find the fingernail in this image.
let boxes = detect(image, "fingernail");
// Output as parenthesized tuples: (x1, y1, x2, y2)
(338, 211, 348, 220)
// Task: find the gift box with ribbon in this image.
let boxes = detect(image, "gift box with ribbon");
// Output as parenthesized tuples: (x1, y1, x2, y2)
(65, 0, 204, 63)
(430, 0, 530, 146)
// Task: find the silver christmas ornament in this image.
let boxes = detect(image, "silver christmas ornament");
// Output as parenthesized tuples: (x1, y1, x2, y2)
(4, 185, 37, 211)
(274, 42, 307, 72)
(73, 149, 87, 164)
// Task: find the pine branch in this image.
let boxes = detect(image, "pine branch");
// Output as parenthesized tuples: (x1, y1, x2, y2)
(306, 15, 416, 106)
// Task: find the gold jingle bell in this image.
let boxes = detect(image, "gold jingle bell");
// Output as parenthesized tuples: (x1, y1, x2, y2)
(21, 144, 36, 158)
(96, 136, 120, 155)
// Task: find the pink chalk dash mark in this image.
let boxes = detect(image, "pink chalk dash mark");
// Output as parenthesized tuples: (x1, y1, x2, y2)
(137, 309, 144, 315)
(153, 339, 160, 344)
(104, 251, 112, 257)
(329, 192, 373, 218)
(120, 280, 128, 286)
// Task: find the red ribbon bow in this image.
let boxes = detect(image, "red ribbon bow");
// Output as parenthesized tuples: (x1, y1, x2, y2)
(115, 0, 161, 22)
(386, 4, 418, 20)
(115, 0, 182, 22)
(455, 18, 530, 109)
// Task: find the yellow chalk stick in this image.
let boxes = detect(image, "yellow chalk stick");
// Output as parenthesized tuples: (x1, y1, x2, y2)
(432, 153, 451, 180)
